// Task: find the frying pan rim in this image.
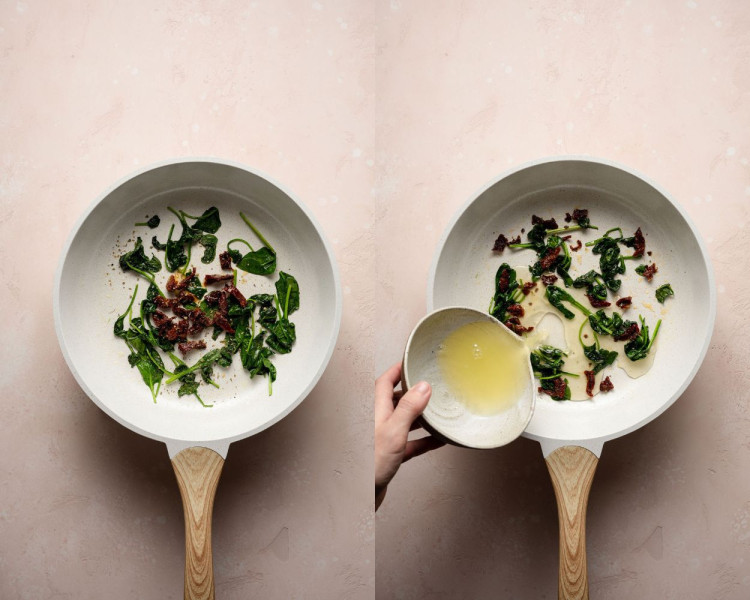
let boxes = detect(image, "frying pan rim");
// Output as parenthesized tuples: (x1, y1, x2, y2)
(53, 156, 342, 454)
(426, 154, 716, 451)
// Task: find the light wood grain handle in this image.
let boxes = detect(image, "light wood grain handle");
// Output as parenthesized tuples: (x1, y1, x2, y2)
(172, 446, 225, 600)
(545, 445, 599, 600)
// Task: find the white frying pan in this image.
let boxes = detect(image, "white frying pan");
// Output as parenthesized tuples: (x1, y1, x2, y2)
(428, 157, 715, 599)
(53, 158, 341, 599)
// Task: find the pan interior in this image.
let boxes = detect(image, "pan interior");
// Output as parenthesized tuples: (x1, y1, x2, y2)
(55, 161, 340, 446)
(430, 158, 714, 446)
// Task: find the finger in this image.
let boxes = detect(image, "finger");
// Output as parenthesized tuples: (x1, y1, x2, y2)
(390, 381, 431, 432)
(374, 363, 402, 424)
(403, 436, 445, 462)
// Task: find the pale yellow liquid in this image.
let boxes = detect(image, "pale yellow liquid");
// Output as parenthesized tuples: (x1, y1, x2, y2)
(437, 320, 527, 416)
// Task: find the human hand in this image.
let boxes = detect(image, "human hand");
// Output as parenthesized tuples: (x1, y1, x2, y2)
(374, 362, 444, 510)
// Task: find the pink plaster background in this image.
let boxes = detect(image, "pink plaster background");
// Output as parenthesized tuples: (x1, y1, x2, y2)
(1, 2, 374, 599)
(375, 2, 750, 600)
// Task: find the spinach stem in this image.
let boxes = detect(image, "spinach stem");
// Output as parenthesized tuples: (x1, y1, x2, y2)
(284, 284, 292, 318)
(547, 224, 599, 235)
(647, 319, 662, 352)
(585, 227, 623, 246)
(120, 285, 139, 322)
(228, 238, 254, 252)
(240, 212, 275, 252)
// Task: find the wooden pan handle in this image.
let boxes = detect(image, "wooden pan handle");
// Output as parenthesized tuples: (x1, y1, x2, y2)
(545, 445, 599, 600)
(172, 446, 225, 600)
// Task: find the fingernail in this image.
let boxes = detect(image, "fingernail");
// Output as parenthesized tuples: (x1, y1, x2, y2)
(414, 381, 430, 394)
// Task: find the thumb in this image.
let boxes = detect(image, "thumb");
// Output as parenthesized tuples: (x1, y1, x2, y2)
(390, 381, 431, 431)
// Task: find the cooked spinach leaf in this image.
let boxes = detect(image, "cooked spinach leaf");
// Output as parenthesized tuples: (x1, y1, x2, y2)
(655, 283, 674, 303)
(530, 345, 575, 401)
(135, 215, 160, 228)
(275, 272, 300, 316)
(578, 321, 618, 374)
(198, 234, 218, 264)
(624, 316, 661, 361)
(187, 206, 221, 234)
(237, 246, 277, 275)
(545, 285, 592, 320)
(228, 212, 279, 276)
(119, 237, 161, 274)
(489, 263, 524, 322)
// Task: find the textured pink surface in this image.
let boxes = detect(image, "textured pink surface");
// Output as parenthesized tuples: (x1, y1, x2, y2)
(375, 2, 750, 600)
(2, 1, 750, 599)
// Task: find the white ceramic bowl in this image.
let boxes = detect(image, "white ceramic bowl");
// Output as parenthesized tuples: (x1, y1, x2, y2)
(402, 307, 535, 449)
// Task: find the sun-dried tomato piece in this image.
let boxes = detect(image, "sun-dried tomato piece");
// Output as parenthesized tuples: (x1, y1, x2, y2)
(174, 319, 189, 340)
(539, 245, 561, 271)
(187, 309, 212, 335)
(497, 268, 510, 293)
(616, 296, 632, 309)
(599, 376, 614, 392)
(224, 284, 247, 308)
(173, 304, 193, 318)
(204, 273, 234, 286)
(219, 251, 232, 270)
(538, 377, 567, 400)
(584, 370, 596, 397)
(166, 275, 177, 293)
(569, 239, 582, 252)
(586, 294, 611, 308)
(504, 317, 534, 335)
(204, 290, 224, 306)
(613, 322, 640, 342)
(492, 234, 509, 253)
(159, 318, 189, 342)
(178, 340, 207, 356)
(213, 313, 235, 334)
(631, 227, 646, 258)
(572, 208, 588, 222)
(506, 303, 524, 317)
(541, 274, 558, 286)
(151, 310, 171, 327)
(175, 290, 199, 306)
(217, 292, 228, 315)
(532, 215, 558, 230)
(640, 263, 658, 281)
(154, 295, 175, 310)
(166, 268, 196, 293)
(522, 281, 537, 295)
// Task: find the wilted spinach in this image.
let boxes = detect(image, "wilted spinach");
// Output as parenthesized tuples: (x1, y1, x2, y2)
(153, 206, 222, 274)
(114, 286, 170, 402)
(135, 215, 160, 228)
(530, 345, 576, 401)
(624, 316, 661, 361)
(489, 263, 524, 322)
(655, 283, 674, 304)
(198, 234, 218, 264)
(227, 212, 278, 276)
(545, 285, 592, 320)
(578, 321, 618, 374)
